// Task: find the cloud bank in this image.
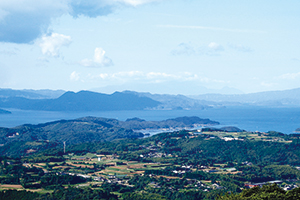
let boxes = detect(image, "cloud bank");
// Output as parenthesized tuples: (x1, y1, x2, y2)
(87, 71, 224, 85)
(0, 0, 68, 43)
(278, 72, 300, 80)
(0, 0, 162, 43)
(80, 47, 113, 67)
(39, 33, 72, 57)
(70, 71, 80, 81)
(171, 42, 224, 56)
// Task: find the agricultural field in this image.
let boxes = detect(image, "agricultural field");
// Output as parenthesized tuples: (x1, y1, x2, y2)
(201, 130, 292, 143)
(31, 153, 174, 179)
(2, 129, 300, 199)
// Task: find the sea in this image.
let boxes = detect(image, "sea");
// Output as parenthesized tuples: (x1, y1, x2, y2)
(0, 106, 300, 134)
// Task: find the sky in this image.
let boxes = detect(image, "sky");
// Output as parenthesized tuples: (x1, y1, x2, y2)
(0, 0, 300, 95)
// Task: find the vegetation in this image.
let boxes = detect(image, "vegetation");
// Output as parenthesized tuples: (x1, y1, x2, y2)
(218, 184, 300, 200)
(0, 116, 218, 157)
(1, 117, 300, 199)
(0, 187, 118, 200)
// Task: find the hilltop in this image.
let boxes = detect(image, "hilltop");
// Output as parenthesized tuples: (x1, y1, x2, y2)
(0, 90, 160, 111)
(0, 89, 222, 111)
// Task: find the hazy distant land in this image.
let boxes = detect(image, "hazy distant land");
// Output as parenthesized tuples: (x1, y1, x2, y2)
(0, 108, 11, 114)
(2, 87, 300, 113)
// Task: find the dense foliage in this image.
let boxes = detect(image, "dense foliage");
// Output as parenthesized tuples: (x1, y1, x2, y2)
(0, 187, 118, 200)
(0, 116, 217, 157)
(218, 184, 300, 200)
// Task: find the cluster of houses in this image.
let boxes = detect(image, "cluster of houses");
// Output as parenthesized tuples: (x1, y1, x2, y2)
(244, 180, 299, 191)
(242, 161, 253, 166)
(203, 167, 237, 173)
(220, 137, 244, 141)
(140, 152, 171, 158)
(147, 176, 225, 192)
(283, 184, 298, 191)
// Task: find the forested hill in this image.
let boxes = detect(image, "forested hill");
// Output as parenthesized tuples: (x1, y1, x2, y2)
(0, 117, 142, 156)
(104, 116, 219, 130)
(0, 116, 218, 156)
(0, 90, 161, 111)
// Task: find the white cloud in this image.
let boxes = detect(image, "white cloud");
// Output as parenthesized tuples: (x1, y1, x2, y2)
(115, 0, 161, 6)
(39, 33, 72, 57)
(208, 42, 224, 51)
(172, 42, 224, 56)
(89, 71, 222, 84)
(0, 0, 165, 43)
(80, 47, 113, 67)
(146, 72, 179, 80)
(98, 73, 109, 79)
(182, 72, 199, 81)
(0, 0, 69, 43)
(94, 48, 107, 64)
(112, 71, 144, 78)
(69, 0, 163, 17)
(70, 71, 80, 81)
(278, 72, 300, 80)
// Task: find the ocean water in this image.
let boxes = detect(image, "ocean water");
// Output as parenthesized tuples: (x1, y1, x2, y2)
(0, 106, 300, 134)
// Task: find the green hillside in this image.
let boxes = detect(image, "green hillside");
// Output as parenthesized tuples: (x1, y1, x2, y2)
(0, 116, 217, 157)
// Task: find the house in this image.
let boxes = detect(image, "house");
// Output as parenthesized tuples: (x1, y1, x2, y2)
(77, 174, 91, 179)
(226, 168, 237, 172)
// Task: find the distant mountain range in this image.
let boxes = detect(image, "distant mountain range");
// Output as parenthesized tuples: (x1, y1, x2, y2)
(0, 88, 65, 99)
(0, 89, 222, 112)
(0, 91, 161, 111)
(122, 91, 222, 110)
(191, 87, 300, 107)
(1, 87, 300, 112)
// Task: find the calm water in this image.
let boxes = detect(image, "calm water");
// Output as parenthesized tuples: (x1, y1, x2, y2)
(0, 106, 300, 134)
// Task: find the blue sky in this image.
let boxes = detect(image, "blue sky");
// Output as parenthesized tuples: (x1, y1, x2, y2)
(0, 0, 299, 95)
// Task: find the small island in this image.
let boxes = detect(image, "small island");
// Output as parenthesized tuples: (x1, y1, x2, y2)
(0, 108, 11, 114)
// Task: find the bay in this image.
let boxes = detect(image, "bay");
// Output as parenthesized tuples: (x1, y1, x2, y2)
(0, 106, 300, 134)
